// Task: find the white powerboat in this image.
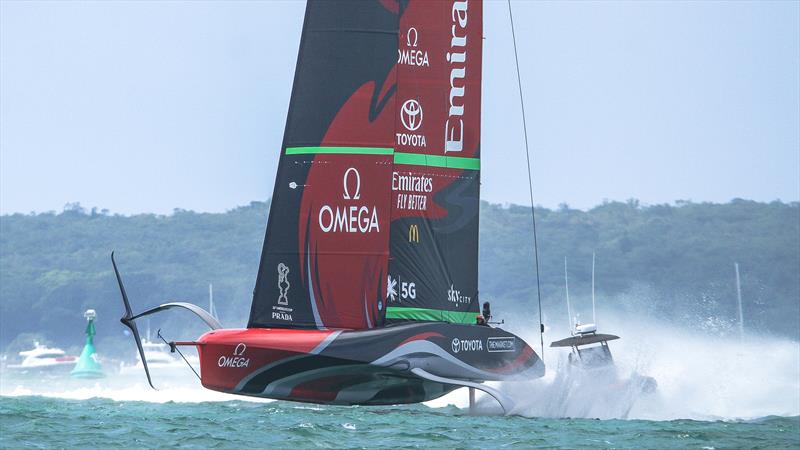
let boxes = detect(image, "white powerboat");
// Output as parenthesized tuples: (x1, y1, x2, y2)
(7, 342, 77, 372)
(119, 339, 198, 376)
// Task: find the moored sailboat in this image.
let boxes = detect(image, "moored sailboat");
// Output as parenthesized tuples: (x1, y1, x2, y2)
(113, 0, 544, 411)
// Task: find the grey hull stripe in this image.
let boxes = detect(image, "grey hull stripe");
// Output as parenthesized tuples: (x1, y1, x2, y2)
(371, 340, 497, 380)
(306, 244, 325, 329)
(363, 292, 372, 329)
(310, 330, 342, 354)
(234, 354, 307, 392)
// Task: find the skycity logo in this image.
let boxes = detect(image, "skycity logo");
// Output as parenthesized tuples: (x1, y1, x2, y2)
(398, 26, 430, 67)
(397, 99, 426, 148)
(444, 0, 469, 153)
(318, 167, 380, 233)
(451, 338, 483, 353)
(447, 285, 471, 304)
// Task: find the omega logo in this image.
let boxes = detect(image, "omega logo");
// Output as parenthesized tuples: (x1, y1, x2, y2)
(342, 167, 361, 200)
(407, 27, 418, 47)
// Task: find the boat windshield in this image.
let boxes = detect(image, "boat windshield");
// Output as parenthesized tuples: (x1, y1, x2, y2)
(35, 352, 65, 359)
(576, 344, 613, 367)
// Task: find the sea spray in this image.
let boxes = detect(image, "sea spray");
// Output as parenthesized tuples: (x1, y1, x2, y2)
(1, 311, 797, 420)
(489, 309, 800, 420)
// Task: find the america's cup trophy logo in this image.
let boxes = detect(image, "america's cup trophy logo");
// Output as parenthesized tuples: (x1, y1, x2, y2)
(277, 263, 290, 306)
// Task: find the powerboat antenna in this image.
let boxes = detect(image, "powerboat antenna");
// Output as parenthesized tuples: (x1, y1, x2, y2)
(564, 256, 573, 333)
(592, 252, 597, 325)
(735, 262, 744, 342)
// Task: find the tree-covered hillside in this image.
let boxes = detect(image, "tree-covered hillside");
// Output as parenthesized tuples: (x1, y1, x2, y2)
(1, 200, 797, 355)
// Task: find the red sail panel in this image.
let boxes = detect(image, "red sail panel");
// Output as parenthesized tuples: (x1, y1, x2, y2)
(394, 0, 482, 160)
(387, 0, 483, 323)
(296, 80, 396, 328)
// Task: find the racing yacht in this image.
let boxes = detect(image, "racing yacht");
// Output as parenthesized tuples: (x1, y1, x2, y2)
(114, 0, 544, 412)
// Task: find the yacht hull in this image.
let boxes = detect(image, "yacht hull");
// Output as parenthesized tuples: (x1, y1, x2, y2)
(196, 322, 543, 405)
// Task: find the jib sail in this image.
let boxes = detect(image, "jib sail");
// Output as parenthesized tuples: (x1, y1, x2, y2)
(385, 0, 482, 324)
(248, 0, 398, 329)
(248, 0, 483, 330)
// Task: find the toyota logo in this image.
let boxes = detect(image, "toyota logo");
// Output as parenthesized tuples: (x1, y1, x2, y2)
(451, 338, 460, 353)
(400, 99, 423, 131)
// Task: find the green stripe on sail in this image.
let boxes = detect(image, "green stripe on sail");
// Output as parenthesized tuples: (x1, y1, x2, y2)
(285, 146, 394, 155)
(393, 153, 480, 170)
(284, 147, 480, 170)
(385, 307, 478, 324)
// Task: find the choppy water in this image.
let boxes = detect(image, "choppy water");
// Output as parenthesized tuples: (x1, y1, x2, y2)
(1, 396, 797, 449)
(2, 311, 799, 448)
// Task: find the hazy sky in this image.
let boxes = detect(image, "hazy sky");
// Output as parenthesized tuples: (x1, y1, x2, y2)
(1, 0, 798, 215)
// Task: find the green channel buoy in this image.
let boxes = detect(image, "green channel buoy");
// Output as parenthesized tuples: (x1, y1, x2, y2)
(71, 309, 105, 379)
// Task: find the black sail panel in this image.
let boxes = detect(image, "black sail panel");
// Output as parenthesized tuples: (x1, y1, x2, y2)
(248, 0, 399, 330)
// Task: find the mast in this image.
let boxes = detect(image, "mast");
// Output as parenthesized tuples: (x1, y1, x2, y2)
(564, 256, 572, 332)
(592, 252, 597, 325)
(735, 262, 744, 341)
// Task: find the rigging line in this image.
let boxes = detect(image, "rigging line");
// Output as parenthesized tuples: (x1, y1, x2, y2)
(157, 329, 201, 381)
(507, 0, 545, 358)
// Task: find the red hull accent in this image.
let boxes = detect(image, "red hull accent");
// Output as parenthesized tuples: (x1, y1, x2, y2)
(195, 323, 543, 405)
(197, 328, 334, 393)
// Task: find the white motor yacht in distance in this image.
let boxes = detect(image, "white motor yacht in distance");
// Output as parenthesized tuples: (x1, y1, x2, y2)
(7, 342, 77, 372)
(119, 339, 198, 376)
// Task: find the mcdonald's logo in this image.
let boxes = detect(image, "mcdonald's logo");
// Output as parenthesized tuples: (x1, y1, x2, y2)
(408, 224, 420, 243)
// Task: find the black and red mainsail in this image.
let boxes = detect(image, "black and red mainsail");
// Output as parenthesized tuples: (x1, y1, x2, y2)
(248, 0, 482, 330)
(115, 0, 544, 409)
